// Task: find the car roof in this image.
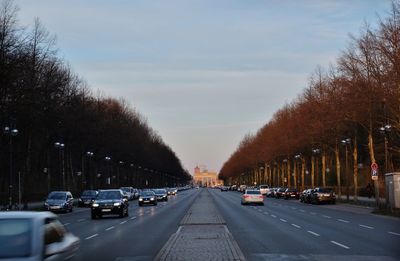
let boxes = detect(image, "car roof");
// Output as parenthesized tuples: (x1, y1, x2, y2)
(0, 211, 57, 219)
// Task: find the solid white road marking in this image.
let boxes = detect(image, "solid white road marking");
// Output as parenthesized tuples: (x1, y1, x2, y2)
(280, 218, 287, 222)
(106, 226, 114, 231)
(85, 234, 98, 240)
(271, 214, 277, 218)
(337, 219, 350, 223)
(322, 215, 331, 219)
(307, 231, 320, 236)
(359, 224, 374, 229)
(291, 224, 301, 229)
(77, 219, 85, 222)
(388, 231, 400, 236)
(130, 216, 137, 220)
(331, 241, 350, 249)
(120, 221, 127, 225)
(63, 223, 70, 226)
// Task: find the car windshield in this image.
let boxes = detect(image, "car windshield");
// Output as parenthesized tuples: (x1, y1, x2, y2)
(97, 191, 121, 199)
(48, 192, 66, 200)
(82, 190, 96, 196)
(246, 190, 261, 195)
(0, 219, 32, 258)
(121, 188, 131, 192)
(141, 191, 155, 197)
(154, 189, 166, 194)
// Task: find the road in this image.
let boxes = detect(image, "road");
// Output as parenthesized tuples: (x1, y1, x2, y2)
(59, 189, 199, 261)
(209, 189, 400, 261)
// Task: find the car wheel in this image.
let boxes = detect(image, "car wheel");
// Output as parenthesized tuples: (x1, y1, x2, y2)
(139, 203, 143, 207)
(91, 212, 97, 219)
(260, 202, 264, 206)
(331, 200, 336, 204)
(70, 207, 73, 213)
(125, 208, 129, 217)
(119, 209, 124, 218)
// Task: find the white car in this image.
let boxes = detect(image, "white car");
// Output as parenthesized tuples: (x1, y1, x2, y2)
(241, 189, 264, 205)
(259, 185, 270, 195)
(0, 211, 80, 261)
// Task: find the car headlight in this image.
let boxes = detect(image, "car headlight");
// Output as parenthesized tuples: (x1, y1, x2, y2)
(79, 199, 82, 201)
(139, 198, 143, 201)
(114, 202, 121, 206)
(150, 197, 155, 201)
(92, 203, 99, 207)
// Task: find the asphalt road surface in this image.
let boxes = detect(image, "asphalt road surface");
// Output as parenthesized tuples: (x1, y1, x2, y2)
(210, 189, 400, 261)
(58, 189, 200, 261)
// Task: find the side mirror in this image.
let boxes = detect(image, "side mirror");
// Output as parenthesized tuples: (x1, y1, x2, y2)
(45, 234, 80, 258)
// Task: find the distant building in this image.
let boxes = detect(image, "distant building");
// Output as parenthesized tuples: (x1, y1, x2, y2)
(193, 165, 222, 187)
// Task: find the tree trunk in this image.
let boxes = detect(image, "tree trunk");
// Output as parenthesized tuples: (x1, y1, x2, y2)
(311, 155, 315, 188)
(322, 152, 326, 187)
(287, 160, 291, 188)
(353, 136, 358, 202)
(335, 145, 341, 199)
(301, 158, 305, 190)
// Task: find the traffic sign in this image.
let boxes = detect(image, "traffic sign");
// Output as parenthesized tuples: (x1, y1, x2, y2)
(372, 175, 378, 181)
(371, 163, 378, 171)
(371, 169, 378, 180)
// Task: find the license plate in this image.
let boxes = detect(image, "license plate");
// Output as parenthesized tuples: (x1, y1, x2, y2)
(102, 209, 111, 212)
(50, 206, 60, 209)
(291, 195, 295, 197)
(144, 201, 149, 203)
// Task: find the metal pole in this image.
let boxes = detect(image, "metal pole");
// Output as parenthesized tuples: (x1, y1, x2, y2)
(385, 135, 388, 173)
(8, 136, 13, 209)
(18, 171, 21, 210)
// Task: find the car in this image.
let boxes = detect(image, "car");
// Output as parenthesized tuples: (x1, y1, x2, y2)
(0, 211, 80, 261)
(44, 191, 74, 213)
(220, 186, 229, 192)
(239, 185, 247, 193)
(266, 187, 276, 197)
(78, 190, 98, 207)
(132, 188, 140, 199)
(259, 185, 270, 195)
(310, 187, 336, 204)
(300, 188, 314, 203)
(139, 191, 157, 206)
(284, 188, 300, 199)
(299, 189, 308, 203)
(168, 188, 178, 195)
(120, 187, 135, 200)
(91, 189, 129, 219)
(153, 189, 169, 201)
(275, 187, 287, 199)
(241, 189, 264, 205)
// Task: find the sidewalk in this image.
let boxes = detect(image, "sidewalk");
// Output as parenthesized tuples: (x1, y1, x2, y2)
(337, 195, 386, 207)
(154, 189, 246, 261)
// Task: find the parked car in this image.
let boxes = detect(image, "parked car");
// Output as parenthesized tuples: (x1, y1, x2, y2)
(300, 189, 314, 203)
(139, 191, 157, 206)
(44, 191, 74, 213)
(168, 188, 178, 195)
(310, 187, 336, 204)
(299, 189, 308, 203)
(239, 185, 247, 193)
(120, 187, 135, 200)
(78, 190, 98, 207)
(153, 189, 169, 201)
(0, 211, 80, 261)
(284, 188, 300, 199)
(220, 186, 229, 192)
(241, 189, 264, 205)
(259, 185, 270, 195)
(266, 187, 276, 197)
(275, 187, 287, 199)
(91, 189, 129, 219)
(132, 188, 140, 199)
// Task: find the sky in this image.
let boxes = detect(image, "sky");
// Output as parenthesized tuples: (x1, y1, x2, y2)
(15, 0, 391, 174)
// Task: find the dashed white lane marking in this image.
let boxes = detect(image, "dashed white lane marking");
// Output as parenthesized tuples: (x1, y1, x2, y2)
(120, 221, 127, 225)
(85, 234, 98, 240)
(388, 231, 400, 236)
(280, 218, 287, 223)
(130, 216, 137, 220)
(310, 212, 317, 215)
(300, 209, 306, 212)
(106, 226, 114, 231)
(63, 223, 70, 226)
(264, 211, 269, 215)
(138, 213, 144, 216)
(307, 231, 320, 236)
(337, 219, 350, 223)
(258, 209, 263, 212)
(271, 214, 277, 218)
(291, 207, 297, 210)
(322, 215, 331, 219)
(330, 240, 350, 249)
(291, 224, 301, 229)
(77, 219, 85, 222)
(359, 224, 374, 229)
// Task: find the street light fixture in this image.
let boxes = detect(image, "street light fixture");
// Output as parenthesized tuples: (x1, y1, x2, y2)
(341, 138, 351, 201)
(4, 126, 18, 209)
(54, 141, 66, 190)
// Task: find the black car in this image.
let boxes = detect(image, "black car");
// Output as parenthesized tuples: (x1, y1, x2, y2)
(139, 191, 157, 206)
(284, 188, 300, 200)
(153, 189, 168, 202)
(91, 189, 129, 219)
(300, 188, 314, 203)
(275, 187, 287, 199)
(78, 190, 98, 207)
(220, 186, 228, 192)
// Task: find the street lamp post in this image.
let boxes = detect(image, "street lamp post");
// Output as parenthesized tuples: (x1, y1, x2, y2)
(104, 156, 111, 187)
(4, 126, 18, 209)
(379, 124, 392, 173)
(341, 138, 351, 201)
(86, 151, 94, 189)
(54, 142, 65, 190)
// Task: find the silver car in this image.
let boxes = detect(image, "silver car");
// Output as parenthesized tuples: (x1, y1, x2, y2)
(0, 211, 80, 261)
(241, 189, 264, 205)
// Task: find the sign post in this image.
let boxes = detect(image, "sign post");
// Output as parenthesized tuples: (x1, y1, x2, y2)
(371, 163, 380, 208)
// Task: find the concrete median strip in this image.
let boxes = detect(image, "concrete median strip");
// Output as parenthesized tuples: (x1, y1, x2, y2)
(154, 189, 246, 261)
